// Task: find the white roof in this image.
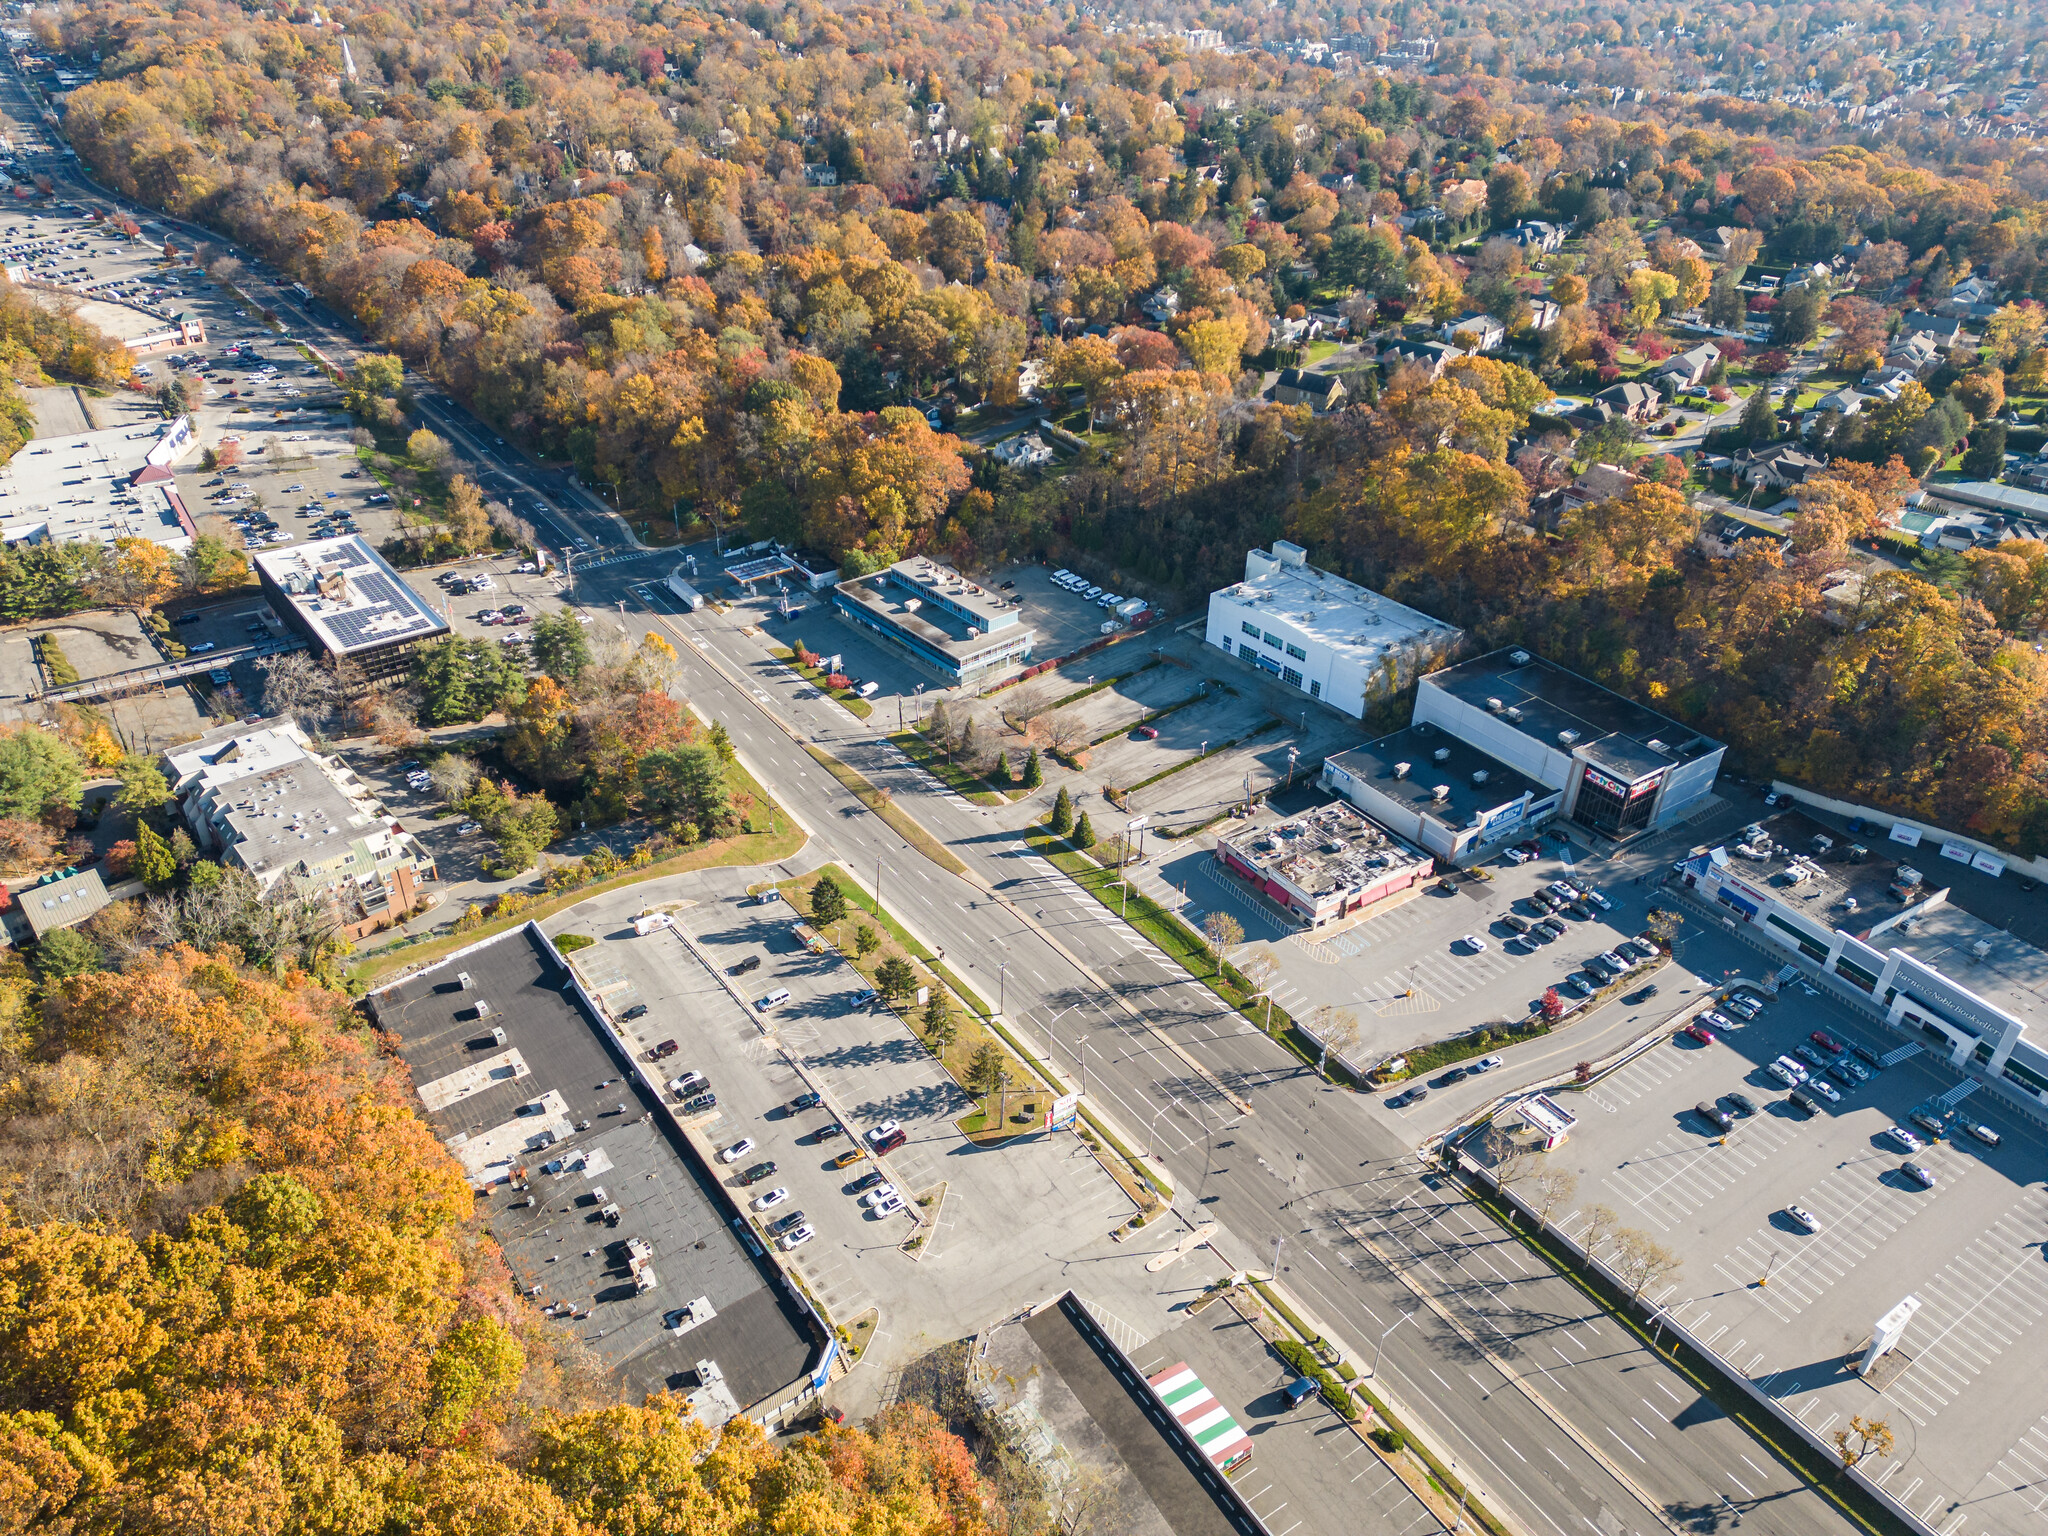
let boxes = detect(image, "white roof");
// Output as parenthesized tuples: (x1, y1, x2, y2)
(0, 421, 195, 553)
(1217, 547, 1463, 665)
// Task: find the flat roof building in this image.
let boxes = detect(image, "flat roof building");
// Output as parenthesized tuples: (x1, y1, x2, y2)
(251, 535, 449, 683)
(0, 416, 198, 554)
(1677, 810, 2048, 1122)
(369, 925, 825, 1421)
(164, 716, 434, 930)
(1206, 543, 1463, 719)
(1214, 800, 1433, 929)
(1416, 649, 1724, 843)
(65, 295, 206, 356)
(1322, 723, 1559, 863)
(830, 554, 1034, 685)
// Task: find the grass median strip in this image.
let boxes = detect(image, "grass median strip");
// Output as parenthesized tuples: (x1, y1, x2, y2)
(887, 729, 1009, 806)
(799, 741, 966, 875)
(770, 644, 873, 719)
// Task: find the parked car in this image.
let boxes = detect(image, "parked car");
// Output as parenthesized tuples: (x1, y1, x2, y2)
(1787, 1090, 1818, 1116)
(1807, 1078, 1842, 1104)
(1886, 1125, 1923, 1152)
(1786, 1204, 1821, 1234)
(871, 1194, 906, 1217)
(719, 1138, 756, 1163)
(1685, 1022, 1716, 1046)
(815, 1121, 845, 1142)
(1901, 1162, 1936, 1188)
(1809, 1030, 1846, 1055)
(680, 1091, 717, 1113)
(789, 1091, 822, 1112)
(865, 1119, 903, 1147)
(670, 1071, 709, 1096)
(1501, 913, 1532, 934)
(1696, 1100, 1733, 1132)
(1387, 1085, 1430, 1108)
(860, 1183, 899, 1208)
(830, 1147, 865, 1169)
(1470, 1054, 1504, 1073)
(1724, 1092, 1757, 1117)
(729, 955, 762, 975)
(619, 1003, 648, 1023)
(778, 1223, 816, 1251)
(1503, 846, 1532, 864)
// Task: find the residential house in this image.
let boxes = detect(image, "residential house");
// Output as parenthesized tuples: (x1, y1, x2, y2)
(1808, 387, 1870, 418)
(989, 432, 1055, 469)
(1698, 513, 1793, 559)
(1580, 381, 1661, 424)
(803, 163, 839, 186)
(1524, 299, 1562, 332)
(1884, 330, 1943, 377)
(1897, 312, 1965, 350)
(5, 867, 111, 946)
(1374, 338, 1458, 378)
(1440, 313, 1506, 353)
(1505, 221, 1565, 252)
(1274, 369, 1347, 411)
(1857, 365, 1918, 400)
(1141, 287, 1180, 324)
(1938, 275, 1998, 317)
(1531, 461, 1642, 531)
(1733, 443, 1827, 489)
(1653, 341, 1722, 390)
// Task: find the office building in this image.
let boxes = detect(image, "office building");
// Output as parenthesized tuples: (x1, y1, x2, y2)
(1206, 543, 1463, 719)
(830, 554, 1033, 685)
(164, 716, 435, 933)
(250, 535, 449, 683)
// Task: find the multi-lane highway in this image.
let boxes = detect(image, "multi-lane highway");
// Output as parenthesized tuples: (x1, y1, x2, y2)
(0, 48, 1867, 1534)
(618, 576, 1863, 1536)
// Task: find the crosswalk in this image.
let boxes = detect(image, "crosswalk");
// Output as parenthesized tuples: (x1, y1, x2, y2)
(575, 547, 660, 570)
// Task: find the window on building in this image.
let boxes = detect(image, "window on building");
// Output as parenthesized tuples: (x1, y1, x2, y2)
(1764, 912, 1831, 963)
(1309, 680, 1322, 698)
(2003, 1057, 2048, 1097)
(1264, 631, 1283, 650)
(1282, 666, 1303, 688)
(1241, 621, 1260, 639)
(1832, 956, 1878, 993)
(1285, 643, 1307, 661)
(1217, 637, 1232, 654)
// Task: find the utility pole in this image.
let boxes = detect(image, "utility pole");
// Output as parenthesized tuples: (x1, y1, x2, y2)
(875, 852, 884, 924)
(1075, 1035, 1089, 1097)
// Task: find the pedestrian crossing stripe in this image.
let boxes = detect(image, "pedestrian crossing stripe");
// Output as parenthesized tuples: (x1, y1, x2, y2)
(580, 548, 661, 569)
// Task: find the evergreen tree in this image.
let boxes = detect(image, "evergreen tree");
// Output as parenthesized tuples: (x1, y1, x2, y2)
(1022, 747, 1043, 789)
(1050, 785, 1073, 836)
(133, 822, 177, 889)
(1738, 386, 1778, 445)
(1074, 810, 1095, 848)
(923, 989, 956, 1052)
(992, 749, 1011, 784)
(1962, 422, 2007, 479)
(810, 872, 847, 926)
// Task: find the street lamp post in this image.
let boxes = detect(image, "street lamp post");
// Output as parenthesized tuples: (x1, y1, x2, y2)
(998, 960, 1009, 1017)
(1075, 1035, 1089, 1097)
(1367, 1310, 1415, 1378)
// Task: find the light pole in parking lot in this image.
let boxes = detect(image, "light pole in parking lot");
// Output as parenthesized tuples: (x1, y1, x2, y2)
(1757, 1248, 1781, 1288)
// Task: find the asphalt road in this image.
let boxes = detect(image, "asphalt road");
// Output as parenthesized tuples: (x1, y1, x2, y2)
(0, 57, 1868, 1534)
(613, 573, 1864, 1536)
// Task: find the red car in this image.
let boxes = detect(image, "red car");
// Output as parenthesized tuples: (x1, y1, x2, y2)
(1686, 1022, 1717, 1045)
(1809, 1030, 1845, 1055)
(1136, 725, 1159, 739)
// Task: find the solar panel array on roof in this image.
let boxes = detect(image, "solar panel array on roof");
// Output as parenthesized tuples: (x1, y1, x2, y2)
(253, 535, 448, 657)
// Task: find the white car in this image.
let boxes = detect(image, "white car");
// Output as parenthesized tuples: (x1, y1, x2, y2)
(752, 1186, 791, 1212)
(457, 820, 480, 834)
(718, 1138, 756, 1163)
(778, 1223, 816, 1251)
(1887, 1125, 1923, 1153)
(1808, 1078, 1841, 1104)
(1786, 1204, 1821, 1234)
(1766, 1060, 1800, 1088)
(1461, 934, 1487, 952)
(871, 1194, 906, 1218)
(860, 1183, 899, 1208)
(1470, 1054, 1505, 1073)
(865, 1119, 902, 1147)
(1502, 847, 1531, 864)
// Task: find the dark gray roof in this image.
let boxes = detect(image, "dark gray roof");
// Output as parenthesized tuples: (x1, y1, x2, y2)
(1326, 725, 1549, 828)
(1427, 648, 1722, 785)
(1276, 368, 1339, 394)
(370, 927, 818, 1412)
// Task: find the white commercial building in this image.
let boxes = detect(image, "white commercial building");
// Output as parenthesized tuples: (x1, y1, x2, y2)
(164, 716, 436, 930)
(1408, 649, 1724, 842)
(1206, 542, 1463, 719)
(0, 415, 199, 554)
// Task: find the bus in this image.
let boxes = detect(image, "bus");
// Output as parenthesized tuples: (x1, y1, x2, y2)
(1145, 1361, 1253, 1474)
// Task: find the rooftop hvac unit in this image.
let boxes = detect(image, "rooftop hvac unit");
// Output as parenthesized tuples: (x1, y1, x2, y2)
(1971, 938, 1993, 959)
(1558, 730, 1579, 746)
(1485, 696, 1504, 712)
(1431, 784, 1450, 802)
(1646, 738, 1667, 753)
(1504, 707, 1523, 722)
(457, 971, 471, 990)
(475, 999, 491, 1019)
(1472, 770, 1490, 784)
(1432, 747, 1451, 763)
(1510, 649, 1532, 665)
(1393, 761, 1412, 779)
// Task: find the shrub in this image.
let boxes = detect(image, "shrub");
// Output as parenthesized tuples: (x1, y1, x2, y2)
(555, 933, 595, 953)
(1372, 1426, 1406, 1454)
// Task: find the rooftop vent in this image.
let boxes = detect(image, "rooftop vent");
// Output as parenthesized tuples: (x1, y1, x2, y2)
(1431, 784, 1450, 802)
(1971, 938, 1993, 959)
(1393, 762, 1412, 779)
(1558, 729, 1579, 746)
(1485, 696, 1504, 712)
(1472, 770, 1490, 784)
(1504, 707, 1523, 723)
(1432, 747, 1451, 763)
(1646, 738, 1668, 753)
(1509, 649, 1532, 665)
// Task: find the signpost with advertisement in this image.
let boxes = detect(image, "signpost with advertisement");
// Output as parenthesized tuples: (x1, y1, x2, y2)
(1045, 1092, 1081, 1131)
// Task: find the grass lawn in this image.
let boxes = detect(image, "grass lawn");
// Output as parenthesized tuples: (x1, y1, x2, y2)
(769, 644, 873, 720)
(772, 865, 1054, 1144)
(346, 761, 805, 989)
(888, 728, 1015, 806)
(1302, 338, 1340, 365)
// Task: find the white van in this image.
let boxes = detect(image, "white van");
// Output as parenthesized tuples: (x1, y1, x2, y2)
(856, 680, 880, 698)
(756, 988, 791, 1011)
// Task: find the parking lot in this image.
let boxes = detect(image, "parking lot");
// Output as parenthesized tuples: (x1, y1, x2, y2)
(1162, 807, 1664, 1071)
(1536, 984, 2048, 1536)
(536, 871, 1198, 1410)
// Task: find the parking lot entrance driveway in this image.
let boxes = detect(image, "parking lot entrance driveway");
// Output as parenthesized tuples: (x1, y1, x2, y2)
(1533, 984, 2048, 1536)
(541, 871, 1213, 1413)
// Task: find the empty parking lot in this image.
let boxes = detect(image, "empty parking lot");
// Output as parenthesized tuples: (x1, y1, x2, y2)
(1534, 985, 2048, 1536)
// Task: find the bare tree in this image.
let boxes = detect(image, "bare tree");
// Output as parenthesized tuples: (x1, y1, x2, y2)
(1482, 1122, 1537, 1206)
(1312, 1005, 1361, 1075)
(1027, 707, 1090, 757)
(1577, 1202, 1621, 1260)
(257, 651, 338, 728)
(1201, 910, 1244, 953)
(1003, 682, 1053, 733)
(487, 499, 538, 550)
(427, 753, 480, 806)
(1529, 1162, 1579, 1229)
(1609, 1228, 1683, 1301)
